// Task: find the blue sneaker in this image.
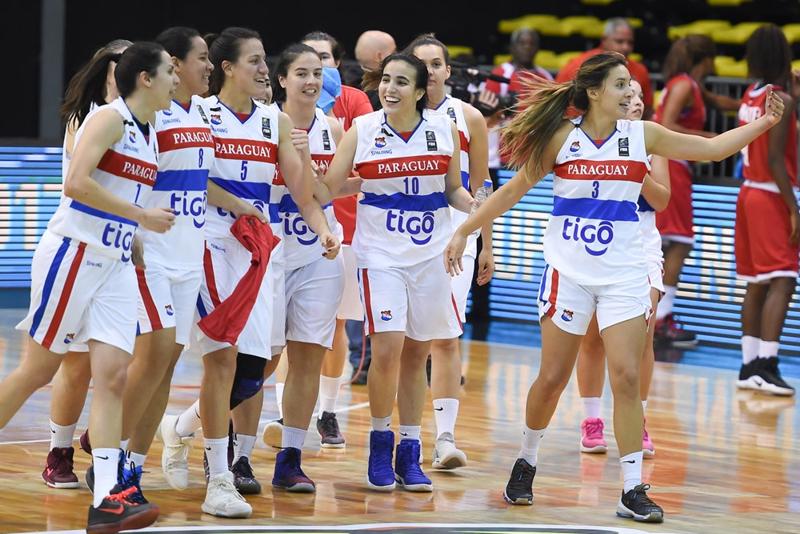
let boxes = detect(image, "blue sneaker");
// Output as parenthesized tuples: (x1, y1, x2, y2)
(121, 463, 149, 504)
(272, 447, 315, 493)
(366, 430, 395, 492)
(395, 439, 432, 492)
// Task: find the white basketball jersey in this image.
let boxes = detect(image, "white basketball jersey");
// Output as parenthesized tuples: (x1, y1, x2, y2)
(428, 95, 477, 252)
(351, 109, 454, 268)
(49, 97, 158, 263)
(203, 96, 282, 241)
(547, 119, 650, 285)
(636, 156, 663, 264)
(276, 107, 343, 271)
(138, 96, 214, 270)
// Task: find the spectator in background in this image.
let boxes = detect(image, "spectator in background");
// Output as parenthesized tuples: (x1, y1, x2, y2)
(556, 18, 654, 120)
(484, 28, 553, 173)
(354, 30, 397, 110)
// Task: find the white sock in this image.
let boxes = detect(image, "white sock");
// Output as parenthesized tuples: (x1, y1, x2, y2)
(742, 335, 760, 364)
(204, 437, 229, 478)
(282, 426, 306, 449)
(175, 400, 202, 437)
(433, 398, 459, 438)
(119, 438, 130, 452)
(641, 400, 648, 412)
(657, 286, 676, 320)
(372, 415, 392, 432)
(92, 449, 120, 507)
(581, 397, 602, 420)
(275, 382, 285, 420)
(620, 451, 644, 492)
(318, 374, 342, 416)
(759, 340, 779, 359)
(398, 424, 421, 442)
(49, 420, 76, 450)
(233, 434, 256, 461)
(518, 426, 546, 466)
(125, 451, 147, 471)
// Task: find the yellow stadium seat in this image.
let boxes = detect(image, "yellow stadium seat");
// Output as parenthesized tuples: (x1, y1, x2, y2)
(581, 0, 617, 4)
(498, 14, 560, 35)
(783, 24, 800, 44)
(792, 59, 800, 72)
(711, 22, 769, 45)
(540, 16, 602, 37)
(533, 50, 559, 70)
(707, 0, 752, 5)
(714, 56, 748, 77)
(668, 20, 731, 40)
(555, 51, 583, 70)
(629, 53, 643, 63)
(653, 89, 662, 112)
(446, 45, 473, 58)
(493, 54, 512, 66)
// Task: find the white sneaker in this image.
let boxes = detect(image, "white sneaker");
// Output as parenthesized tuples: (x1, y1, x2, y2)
(431, 432, 467, 469)
(202, 471, 252, 518)
(159, 414, 191, 490)
(262, 418, 283, 449)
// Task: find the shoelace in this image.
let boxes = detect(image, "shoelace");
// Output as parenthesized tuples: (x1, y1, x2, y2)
(319, 414, 340, 436)
(233, 458, 255, 479)
(507, 461, 534, 492)
(106, 486, 138, 506)
(630, 484, 658, 507)
(121, 465, 147, 504)
(584, 420, 603, 435)
(214, 476, 246, 501)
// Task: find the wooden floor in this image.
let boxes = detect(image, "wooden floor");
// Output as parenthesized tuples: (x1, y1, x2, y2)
(0, 309, 798, 534)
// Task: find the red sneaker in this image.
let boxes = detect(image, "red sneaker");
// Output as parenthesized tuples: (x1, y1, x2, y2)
(42, 447, 79, 489)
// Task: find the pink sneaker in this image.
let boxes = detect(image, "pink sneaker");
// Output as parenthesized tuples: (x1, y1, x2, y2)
(580, 417, 608, 454)
(642, 417, 655, 458)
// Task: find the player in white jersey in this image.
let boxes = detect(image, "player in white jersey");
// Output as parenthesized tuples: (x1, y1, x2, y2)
(444, 51, 785, 523)
(575, 79, 670, 459)
(0, 42, 178, 534)
(316, 53, 474, 493)
(408, 34, 496, 471)
(40, 39, 131, 490)
(156, 27, 338, 519)
(261, 43, 346, 492)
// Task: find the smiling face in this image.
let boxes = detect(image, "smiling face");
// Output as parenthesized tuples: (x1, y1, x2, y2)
(224, 38, 269, 98)
(589, 64, 633, 119)
(175, 35, 213, 97)
(379, 58, 425, 119)
(412, 43, 450, 97)
(150, 50, 180, 110)
(280, 51, 323, 105)
(626, 79, 644, 121)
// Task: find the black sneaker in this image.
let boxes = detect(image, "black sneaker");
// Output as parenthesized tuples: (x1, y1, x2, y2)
(86, 484, 159, 534)
(736, 360, 759, 390)
(616, 483, 664, 523)
(754, 357, 796, 396)
(317, 411, 346, 449)
(503, 459, 535, 505)
(231, 456, 261, 494)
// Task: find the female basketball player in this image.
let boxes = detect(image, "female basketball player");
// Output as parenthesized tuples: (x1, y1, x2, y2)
(443, 51, 784, 523)
(316, 52, 474, 493)
(1, 41, 179, 533)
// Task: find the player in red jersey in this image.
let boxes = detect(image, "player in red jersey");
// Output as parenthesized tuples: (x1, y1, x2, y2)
(735, 24, 799, 397)
(652, 34, 739, 347)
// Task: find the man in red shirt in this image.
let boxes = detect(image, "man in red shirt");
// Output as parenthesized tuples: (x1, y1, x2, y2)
(556, 18, 654, 119)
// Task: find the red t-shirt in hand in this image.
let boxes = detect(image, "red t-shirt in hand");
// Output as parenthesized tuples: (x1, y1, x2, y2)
(198, 215, 280, 345)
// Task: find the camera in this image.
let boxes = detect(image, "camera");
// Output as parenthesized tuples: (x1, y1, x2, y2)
(447, 65, 518, 118)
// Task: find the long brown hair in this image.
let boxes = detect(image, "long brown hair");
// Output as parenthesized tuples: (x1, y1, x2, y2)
(501, 51, 627, 181)
(661, 34, 716, 81)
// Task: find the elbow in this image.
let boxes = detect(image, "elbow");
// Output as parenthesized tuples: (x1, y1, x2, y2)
(63, 176, 82, 200)
(653, 199, 670, 212)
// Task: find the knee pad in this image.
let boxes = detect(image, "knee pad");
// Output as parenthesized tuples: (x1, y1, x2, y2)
(229, 353, 267, 409)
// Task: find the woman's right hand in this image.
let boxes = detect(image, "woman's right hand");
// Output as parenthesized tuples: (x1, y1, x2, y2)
(443, 231, 467, 276)
(139, 207, 176, 233)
